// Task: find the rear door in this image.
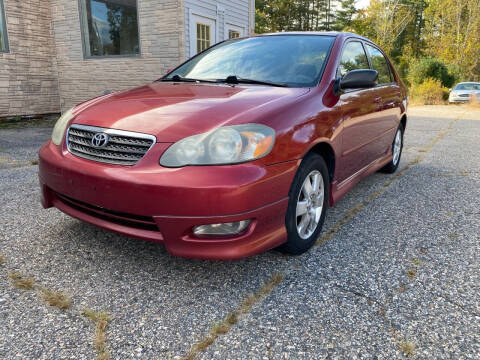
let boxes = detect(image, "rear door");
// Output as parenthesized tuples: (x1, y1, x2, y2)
(364, 43, 403, 158)
(337, 40, 380, 182)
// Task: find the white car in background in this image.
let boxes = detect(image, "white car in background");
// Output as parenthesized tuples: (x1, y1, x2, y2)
(449, 82, 480, 103)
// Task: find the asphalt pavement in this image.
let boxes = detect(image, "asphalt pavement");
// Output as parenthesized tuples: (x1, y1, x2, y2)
(0, 105, 479, 359)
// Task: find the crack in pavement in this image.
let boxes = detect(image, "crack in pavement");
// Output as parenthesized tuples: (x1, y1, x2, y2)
(430, 291, 480, 319)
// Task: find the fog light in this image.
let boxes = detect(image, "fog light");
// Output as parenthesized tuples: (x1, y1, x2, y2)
(193, 220, 251, 236)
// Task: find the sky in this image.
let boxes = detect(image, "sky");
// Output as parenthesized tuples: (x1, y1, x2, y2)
(356, 0, 371, 10)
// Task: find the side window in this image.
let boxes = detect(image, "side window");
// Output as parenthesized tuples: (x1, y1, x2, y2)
(337, 41, 369, 78)
(365, 44, 393, 84)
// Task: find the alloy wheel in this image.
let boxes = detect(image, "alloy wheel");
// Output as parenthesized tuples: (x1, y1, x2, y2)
(296, 170, 325, 239)
(393, 129, 402, 165)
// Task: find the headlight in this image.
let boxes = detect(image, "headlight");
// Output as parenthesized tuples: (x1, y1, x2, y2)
(51, 107, 75, 145)
(160, 124, 275, 167)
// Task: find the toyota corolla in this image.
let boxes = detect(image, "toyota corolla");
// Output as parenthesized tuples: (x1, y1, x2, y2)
(39, 32, 408, 260)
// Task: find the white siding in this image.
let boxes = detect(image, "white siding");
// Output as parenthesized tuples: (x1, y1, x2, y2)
(184, 0, 252, 58)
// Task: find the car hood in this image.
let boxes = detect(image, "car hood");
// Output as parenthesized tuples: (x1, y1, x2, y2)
(71, 82, 310, 142)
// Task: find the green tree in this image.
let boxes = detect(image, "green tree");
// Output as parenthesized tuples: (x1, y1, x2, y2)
(255, 0, 355, 33)
(424, 0, 480, 81)
(333, 0, 357, 30)
(408, 57, 455, 87)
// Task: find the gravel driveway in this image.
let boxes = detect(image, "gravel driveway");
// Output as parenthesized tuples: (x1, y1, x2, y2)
(0, 105, 479, 359)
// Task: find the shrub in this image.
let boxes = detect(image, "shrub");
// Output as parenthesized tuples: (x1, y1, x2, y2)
(410, 78, 448, 105)
(408, 58, 455, 88)
(469, 94, 480, 109)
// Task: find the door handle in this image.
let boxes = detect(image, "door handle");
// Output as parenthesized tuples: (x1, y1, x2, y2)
(374, 97, 382, 104)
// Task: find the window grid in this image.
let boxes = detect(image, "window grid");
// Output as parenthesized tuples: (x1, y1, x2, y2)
(228, 30, 240, 39)
(196, 23, 211, 53)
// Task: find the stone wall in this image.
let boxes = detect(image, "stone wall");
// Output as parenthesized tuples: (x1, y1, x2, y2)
(0, 0, 60, 117)
(51, 0, 186, 111)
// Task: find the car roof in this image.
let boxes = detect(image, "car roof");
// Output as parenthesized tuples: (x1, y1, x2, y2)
(456, 82, 480, 85)
(257, 31, 371, 42)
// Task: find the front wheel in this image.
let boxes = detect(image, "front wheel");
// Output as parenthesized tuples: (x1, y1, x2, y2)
(381, 124, 404, 174)
(279, 153, 329, 255)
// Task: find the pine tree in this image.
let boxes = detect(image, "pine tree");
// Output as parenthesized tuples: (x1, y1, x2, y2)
(334, 0, 357, 31)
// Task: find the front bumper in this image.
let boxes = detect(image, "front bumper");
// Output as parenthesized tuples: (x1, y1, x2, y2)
(39, 140, 297, 260)
(449, 94, 471, 103)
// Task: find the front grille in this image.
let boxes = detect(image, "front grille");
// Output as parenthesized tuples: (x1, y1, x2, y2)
(67, 124, 156, 165)
(459, 94, 470, 98)
(55, 192, 159, 232)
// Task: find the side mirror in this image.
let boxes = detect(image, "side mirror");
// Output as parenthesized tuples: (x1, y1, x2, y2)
(333, 69, 378, 96)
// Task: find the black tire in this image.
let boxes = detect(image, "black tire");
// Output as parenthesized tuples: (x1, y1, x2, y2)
(380, 123, 404, 174)
(279, 153, 330, 255)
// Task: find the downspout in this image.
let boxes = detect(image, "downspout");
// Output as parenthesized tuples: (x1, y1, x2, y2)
(250, 0, 255, 34)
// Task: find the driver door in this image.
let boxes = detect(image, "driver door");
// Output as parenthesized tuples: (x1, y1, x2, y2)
(337, 40, 379, 182)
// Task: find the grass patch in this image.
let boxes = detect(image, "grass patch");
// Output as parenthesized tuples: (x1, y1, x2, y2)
(9, 272, 35, 290)
(428, 173, 454, 177)
(183, 273, 285, 360)
(0, 254, 4, 265)
(447, 233, 459, 239)
(396, 284, 407, 293)
(399, 339, 415, 357)
(82, 309, 111, 360)
(406, 269, 417, 281)
(40, 288, 71, 310)
(211, 322, 229, 335)
(225, 312, 238, 325)
(411, 258, 421, 266)
(30, 160, 39, 166)
(315, 202, 366, 246)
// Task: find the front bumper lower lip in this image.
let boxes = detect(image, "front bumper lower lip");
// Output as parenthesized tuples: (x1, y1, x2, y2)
(41, 184, 289, 260)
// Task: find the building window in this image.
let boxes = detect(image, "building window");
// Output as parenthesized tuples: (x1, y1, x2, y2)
(228, 30, 240, 39)
(0, 0, 9, 52)
(196, 23, 211, 53)
(79, 0, 140, 57)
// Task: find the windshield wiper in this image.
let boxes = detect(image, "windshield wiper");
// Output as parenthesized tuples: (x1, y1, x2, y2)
(161, 74, 216, 83)
(218, 75, 287, 87)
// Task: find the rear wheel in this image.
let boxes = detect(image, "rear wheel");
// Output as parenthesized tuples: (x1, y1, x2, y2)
(381, 124, 404, 174)
(280, 153, 329, 255)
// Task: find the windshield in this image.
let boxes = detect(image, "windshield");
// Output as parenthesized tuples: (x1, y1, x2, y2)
(163, 35, 335, 88)
(455, 83, 480, 90)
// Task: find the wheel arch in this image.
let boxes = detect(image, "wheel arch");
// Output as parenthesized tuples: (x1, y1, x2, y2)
(401, 114, 407, 130)
(306, 142, 336, 182)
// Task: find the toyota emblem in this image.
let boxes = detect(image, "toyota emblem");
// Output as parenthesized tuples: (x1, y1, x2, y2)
(91, 133, 109, 147)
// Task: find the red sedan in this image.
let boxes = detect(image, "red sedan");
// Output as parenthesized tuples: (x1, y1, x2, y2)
(39, 32, 407, 260)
